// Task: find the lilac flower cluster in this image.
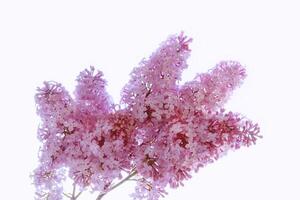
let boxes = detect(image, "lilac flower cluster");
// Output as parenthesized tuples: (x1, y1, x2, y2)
(32, 33, 260, 200)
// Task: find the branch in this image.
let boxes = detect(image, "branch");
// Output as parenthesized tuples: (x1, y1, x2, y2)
(63, 183, 83, 200)
(96, 170, 138, 200)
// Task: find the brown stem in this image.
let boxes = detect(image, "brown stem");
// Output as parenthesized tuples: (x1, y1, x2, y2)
(96, 170, 138, 200)
(71, 183, 76, 199)
(63, 183, 83, 200)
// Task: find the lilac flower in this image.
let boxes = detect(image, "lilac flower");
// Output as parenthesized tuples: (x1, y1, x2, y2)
(32, 33, 261, 200)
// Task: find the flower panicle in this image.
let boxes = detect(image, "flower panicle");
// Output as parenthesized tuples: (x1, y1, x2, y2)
(33, 33, 260, 200)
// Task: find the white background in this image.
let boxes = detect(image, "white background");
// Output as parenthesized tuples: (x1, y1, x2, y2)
(0, 0, 300, 199)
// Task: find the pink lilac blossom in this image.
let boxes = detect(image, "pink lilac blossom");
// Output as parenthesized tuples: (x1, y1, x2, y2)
(32, 32, 261, 200)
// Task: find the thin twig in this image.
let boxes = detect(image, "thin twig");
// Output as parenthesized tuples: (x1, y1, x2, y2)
(63, 183, 83, 200)
(96, 170, 138, 200)
(72, 183, 76, 199)
(75, 191, 83, 199)
(63, 193, 72, 198)
(127, 178, 139, 182)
